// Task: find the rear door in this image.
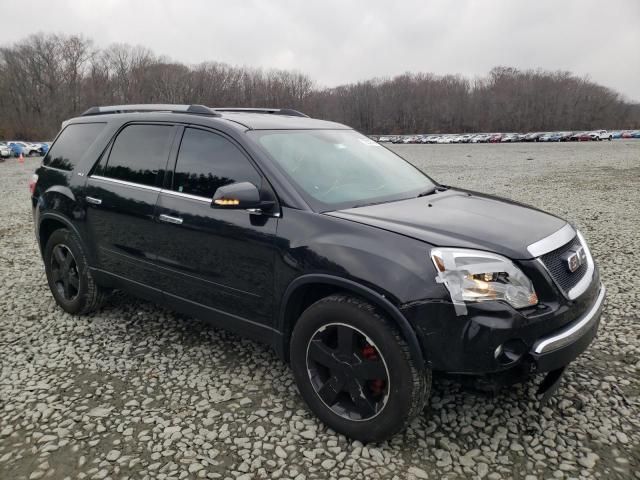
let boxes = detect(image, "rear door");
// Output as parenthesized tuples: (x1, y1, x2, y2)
(153, 126, 278, 335)
(84, 123, 177, 293)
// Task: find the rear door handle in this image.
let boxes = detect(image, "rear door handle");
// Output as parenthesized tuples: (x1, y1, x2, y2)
(86, 196, 102, 205)
(159, 214, 183, 225)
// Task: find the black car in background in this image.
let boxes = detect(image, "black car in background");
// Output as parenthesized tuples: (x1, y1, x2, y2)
(31, 104, 605, 442)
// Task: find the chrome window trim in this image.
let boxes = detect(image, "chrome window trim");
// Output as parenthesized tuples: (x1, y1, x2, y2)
(527, 223, 575, 257)
(159, 189, 211, 203)
(42, 165, 73, 173)
(533, 284, 605, 354)
(89, 175, 161, 192)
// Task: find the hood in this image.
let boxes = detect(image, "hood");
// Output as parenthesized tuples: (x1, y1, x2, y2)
(326, 189, 567, 259)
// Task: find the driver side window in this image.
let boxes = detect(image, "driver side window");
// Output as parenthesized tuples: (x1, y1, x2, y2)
(173, 128, 261, 198)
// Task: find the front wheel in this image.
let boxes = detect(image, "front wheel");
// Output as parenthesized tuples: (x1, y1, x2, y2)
(290, 294, 430, 442)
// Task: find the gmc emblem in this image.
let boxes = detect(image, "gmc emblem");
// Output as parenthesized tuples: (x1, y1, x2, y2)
(564, 247, 587, 273)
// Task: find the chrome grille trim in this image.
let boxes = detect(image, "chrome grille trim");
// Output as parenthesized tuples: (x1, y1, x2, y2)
(537, 230, 594, 300)
(566, 231, 595, 299)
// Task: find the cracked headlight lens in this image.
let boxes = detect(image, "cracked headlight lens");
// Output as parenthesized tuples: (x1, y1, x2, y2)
(431, 248, 538, 311)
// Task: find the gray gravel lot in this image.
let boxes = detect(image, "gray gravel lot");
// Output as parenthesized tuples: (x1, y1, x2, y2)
(1, 142, 639, 480)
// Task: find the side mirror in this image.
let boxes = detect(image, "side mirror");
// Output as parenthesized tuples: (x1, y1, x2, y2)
(212, 182, 274, 213)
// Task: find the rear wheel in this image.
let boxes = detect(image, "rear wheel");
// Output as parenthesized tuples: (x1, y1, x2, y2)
(44, 229, 109, 314)
(290, 294, 430, 442)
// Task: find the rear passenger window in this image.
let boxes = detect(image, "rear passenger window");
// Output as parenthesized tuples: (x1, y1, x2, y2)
(173, 128, 260, 198)
(101, 124, 174, 187)
(44, 123, 106, 171)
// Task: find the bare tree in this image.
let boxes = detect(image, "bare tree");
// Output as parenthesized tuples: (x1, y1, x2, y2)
(0, 33, 637, 140)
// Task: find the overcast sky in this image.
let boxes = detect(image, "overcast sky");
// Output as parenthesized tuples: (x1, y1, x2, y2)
(1, 0, 639, 101)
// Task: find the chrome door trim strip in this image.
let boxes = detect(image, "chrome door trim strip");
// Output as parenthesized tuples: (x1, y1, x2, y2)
(159, 189, 211, 203)
(527, 223, 575, 257)
(89, 175, 161, 192)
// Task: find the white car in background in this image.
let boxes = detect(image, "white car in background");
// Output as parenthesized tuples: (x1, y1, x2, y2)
(0, 143, 11, 159)
(470, 134, 490, 143)
(589, 130, 612, 141)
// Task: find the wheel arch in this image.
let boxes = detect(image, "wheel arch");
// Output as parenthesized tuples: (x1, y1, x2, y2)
(38, 213, 84, 258)
(277, 274, 426, 371)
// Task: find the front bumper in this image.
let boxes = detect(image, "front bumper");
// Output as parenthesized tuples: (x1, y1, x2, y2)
(403, 263, 604, 374)
(531, 284, 605, 372)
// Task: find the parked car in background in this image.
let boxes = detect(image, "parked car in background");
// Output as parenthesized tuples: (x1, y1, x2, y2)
(7, 142, 25, 157)
(557, 132, 573, 142)
(35, 142, 51, 155)
(633, 130, 640, 138)
(570, 132, 592, 142)
(588, 130, 612, 141)
(9, 141, 41, 156)
(541, 132, 568, 142)
(500, 133, 518, 142)
(475, 134, 492, 143)
(523, 132, 543, 142)
(539, 132, 555, 142)
(488, 133, 503, 143)
(0, 143, 11, 159)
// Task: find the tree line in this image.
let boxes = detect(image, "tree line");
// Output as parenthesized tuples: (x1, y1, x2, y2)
(1, 33, 638, 140)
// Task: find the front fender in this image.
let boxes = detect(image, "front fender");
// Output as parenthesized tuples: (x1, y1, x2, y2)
(279, 274, 427, 371)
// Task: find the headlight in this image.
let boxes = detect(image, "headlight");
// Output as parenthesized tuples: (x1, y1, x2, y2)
(431, 248, 538, 313)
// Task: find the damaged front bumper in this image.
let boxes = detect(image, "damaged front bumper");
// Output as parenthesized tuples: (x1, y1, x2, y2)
(531, 284, 605, 372)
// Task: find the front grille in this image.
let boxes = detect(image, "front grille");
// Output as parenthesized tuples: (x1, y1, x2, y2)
(540, 236, 588, 293)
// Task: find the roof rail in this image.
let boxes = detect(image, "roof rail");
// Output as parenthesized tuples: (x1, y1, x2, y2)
(80, 104, 221, 117)
(213, 108, 309, 118)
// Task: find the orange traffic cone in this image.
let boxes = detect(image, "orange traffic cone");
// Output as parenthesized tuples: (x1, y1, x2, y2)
(18, 152, 24, 164)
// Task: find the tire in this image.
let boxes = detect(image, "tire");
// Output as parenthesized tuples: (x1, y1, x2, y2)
(290, 294, 430, 442)
(44, 228, 109, 314)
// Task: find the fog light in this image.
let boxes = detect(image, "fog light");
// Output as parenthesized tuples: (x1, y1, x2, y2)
(495, 339, 527, 365)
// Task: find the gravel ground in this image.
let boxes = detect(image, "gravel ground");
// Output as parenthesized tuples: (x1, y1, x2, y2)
(1, 142, 639, 480)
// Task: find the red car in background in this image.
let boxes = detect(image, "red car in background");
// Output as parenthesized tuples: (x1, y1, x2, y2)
(570, 132, 593, 141)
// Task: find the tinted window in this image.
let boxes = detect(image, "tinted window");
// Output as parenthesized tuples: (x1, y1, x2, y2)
(102, 124, 174, 186)
(173, 128, 260, 198)
(44, 123, 106, 171)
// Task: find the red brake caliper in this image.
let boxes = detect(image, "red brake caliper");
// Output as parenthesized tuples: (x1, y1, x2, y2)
(361, 345, 385, 395)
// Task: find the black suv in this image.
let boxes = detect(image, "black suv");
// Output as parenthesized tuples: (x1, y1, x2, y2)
(32, 104, 605, 442)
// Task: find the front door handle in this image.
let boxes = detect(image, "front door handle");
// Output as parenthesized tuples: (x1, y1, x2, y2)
(159, 214, 183, 225)
(86, 196, 102, 205)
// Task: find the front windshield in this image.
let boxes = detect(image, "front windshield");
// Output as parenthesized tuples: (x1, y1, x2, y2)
(251, 129, 436, 212)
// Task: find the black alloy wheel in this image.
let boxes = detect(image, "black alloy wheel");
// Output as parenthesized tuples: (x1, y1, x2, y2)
(49, 244, 80, 302)
(306, 322, 390, 421)
(44, 228, 109, 314)
(290, 294, 430, 442)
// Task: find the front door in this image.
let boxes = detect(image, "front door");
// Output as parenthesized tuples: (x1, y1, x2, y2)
(153, 127, 278, 335)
